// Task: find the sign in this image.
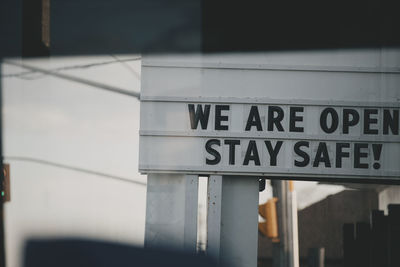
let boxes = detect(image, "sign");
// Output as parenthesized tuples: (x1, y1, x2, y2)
(139, 51, 400, 180)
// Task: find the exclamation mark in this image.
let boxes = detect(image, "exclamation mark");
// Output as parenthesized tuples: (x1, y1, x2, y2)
(372, 144, 382, 170)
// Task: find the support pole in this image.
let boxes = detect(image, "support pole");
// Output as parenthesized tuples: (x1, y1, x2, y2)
(206, 175, 259, 267)
(144, 174, 198, 252)
(288, 181, 299, 267)
(0, 60, 5, 267)
(308, 248, 325, 267)
(272, 180, 288, 267)
(206, 175, 223, 261)
(272, 180, 299, 267)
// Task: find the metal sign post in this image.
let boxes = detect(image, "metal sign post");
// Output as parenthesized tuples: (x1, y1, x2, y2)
(207, 175, 259, 267)
(144, 174, 198, 252)
(271, 180, 300, 267)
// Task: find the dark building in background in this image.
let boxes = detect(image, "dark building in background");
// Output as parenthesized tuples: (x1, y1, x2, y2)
(259, 189, 380, 267)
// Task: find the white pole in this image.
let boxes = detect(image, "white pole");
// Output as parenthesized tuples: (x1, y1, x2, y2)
(144, 174, 198, 252)
(289, 182, 300, 267)
(206, 175, 259, 267)
(206, 175, 223, 262)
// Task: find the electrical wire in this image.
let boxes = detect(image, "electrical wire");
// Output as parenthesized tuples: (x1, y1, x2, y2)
(2, 57, 141, 79)
(110, 55, 141, 80)
(3, 60, 140, 99)
(1, 59, 143, 184)
(4, 156, 146, 186)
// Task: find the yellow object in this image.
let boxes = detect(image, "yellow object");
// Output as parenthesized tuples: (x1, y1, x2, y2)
(2, 163, 10, 203)
(258, 197, 279, 242)
(288, 180, 294, 192)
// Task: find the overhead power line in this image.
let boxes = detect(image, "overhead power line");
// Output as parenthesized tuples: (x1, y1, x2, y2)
(2, 56, 141, 79)
(4, 156, 146, 186)
(110, 55, 141, 80)
(3, 60, 140, 99)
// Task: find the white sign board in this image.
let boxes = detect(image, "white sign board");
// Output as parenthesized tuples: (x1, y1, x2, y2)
(139, 50, 400, 180)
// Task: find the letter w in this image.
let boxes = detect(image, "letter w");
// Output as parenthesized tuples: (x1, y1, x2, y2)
(188, 104, 211, 129)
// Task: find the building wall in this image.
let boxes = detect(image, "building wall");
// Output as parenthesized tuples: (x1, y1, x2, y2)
(298, 190, 378, 259)
(258, 189, 379, 263)
(379, 186, 400, 214)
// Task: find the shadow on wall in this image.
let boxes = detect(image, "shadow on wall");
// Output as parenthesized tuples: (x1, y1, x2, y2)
(23, 238, 217, 267)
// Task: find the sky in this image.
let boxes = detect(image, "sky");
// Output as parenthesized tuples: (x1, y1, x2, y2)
(1, 55, 345, 267)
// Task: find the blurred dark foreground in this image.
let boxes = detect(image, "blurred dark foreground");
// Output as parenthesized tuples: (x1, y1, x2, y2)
(24, 238, 217, 267)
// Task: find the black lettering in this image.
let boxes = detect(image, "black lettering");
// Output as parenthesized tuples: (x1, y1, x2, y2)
(188, 104, 211, 130)
(294, 141, 310, 167)
(343, 109, 360, 134)
(264, 141, 283, 166)
(243, 140, 261, 166)
(364, 109, 378, 134)
(336, 143, 350, 168)
(267, 106, 284, 131)
(383, 109, 399, 135)
(354, 143, 369, 169)
(215, 105, 230, 130)
(245, 106, 263, 131)
(320, 108, 339, 133)
(313, 142, 331, 168)
(289, 107, 304, 132)
(372, 144, 383, 170)
(205, 139, 221, 165)
(224, 139, 241, 165)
